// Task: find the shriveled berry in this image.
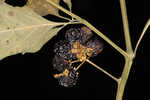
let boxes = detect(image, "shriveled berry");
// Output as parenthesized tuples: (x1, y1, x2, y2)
(85, 38, 103, 57)
(65, 27, 93, 45)
(54, 40, 77, 60)
(52, 55, 70, 72)
(79, 26, 93, 44)
(65, 28, 81, 44)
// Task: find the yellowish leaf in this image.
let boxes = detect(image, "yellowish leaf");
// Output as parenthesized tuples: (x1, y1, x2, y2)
(0, 3, 65, 60)
(27, 0, 60, 16)
(63, 0, 72, 11)
(0, 0, 5, 4)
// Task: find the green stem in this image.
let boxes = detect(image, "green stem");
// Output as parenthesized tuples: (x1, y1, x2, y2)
(134, 19, 150, 56)
(116, 57, 133, 100)
(46, 0, 128, 57)
(120, 0, 133, 53)
(86, 59, 118, 82)
(74, 60, 86, 71)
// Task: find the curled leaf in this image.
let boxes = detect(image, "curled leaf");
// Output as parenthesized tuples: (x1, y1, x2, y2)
(27, 0, 60, 16)
(0, 3, 66, 60)
(63, 0, 72, 11)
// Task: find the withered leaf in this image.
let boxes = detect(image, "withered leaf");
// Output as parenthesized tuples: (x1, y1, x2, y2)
(27, 0, 60, 16)
(0, 0, 5, 4)
(0, 3, 65, 60)
(63, 0, 72, 11)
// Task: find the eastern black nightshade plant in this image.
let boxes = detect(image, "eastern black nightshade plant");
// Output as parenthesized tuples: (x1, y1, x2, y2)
(0, 0, 149, 100)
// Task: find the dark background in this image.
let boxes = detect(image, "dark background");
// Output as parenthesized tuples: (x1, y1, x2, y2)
(0, 0, 150, 100)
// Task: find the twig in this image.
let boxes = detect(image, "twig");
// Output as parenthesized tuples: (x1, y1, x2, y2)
(134, 19, 150, 56)
(59, 15, 72, 21)
(86, 59, 118, 82)
(74, 60, 86, 71)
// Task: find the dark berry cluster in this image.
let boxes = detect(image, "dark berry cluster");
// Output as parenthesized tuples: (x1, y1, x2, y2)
(52, 26, 103, 87)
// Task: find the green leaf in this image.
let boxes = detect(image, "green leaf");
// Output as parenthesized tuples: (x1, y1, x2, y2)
(63, 0, 72, 11)
(0, 3, 65, 60)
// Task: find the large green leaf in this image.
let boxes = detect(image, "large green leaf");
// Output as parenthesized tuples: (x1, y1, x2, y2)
(0, 3, 65, 60)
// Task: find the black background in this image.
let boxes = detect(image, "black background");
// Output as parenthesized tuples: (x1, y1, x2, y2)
(0, 0, 150, 100)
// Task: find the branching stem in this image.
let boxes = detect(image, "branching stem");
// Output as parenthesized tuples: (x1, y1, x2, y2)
(114, 1, 135, 100)
(47, 1, 149, 100)
(120, 0, 133, 53)
(116, 57, 133, 100)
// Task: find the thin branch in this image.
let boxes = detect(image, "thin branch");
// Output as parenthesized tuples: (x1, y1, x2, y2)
(46, 0, 128, 58)
(70, 59, 80, 64)
(120, 0, 133, 53)
(59, 15, 72, 21)
(74, 60, 86, 71)
(67, 20, 82, 25)
(86, 59, 118, 82)
(116, 57, 133, 100)
(134, 19, 150, 56)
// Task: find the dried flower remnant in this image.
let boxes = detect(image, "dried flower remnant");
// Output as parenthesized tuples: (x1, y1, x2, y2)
(54, 68, 79, 87)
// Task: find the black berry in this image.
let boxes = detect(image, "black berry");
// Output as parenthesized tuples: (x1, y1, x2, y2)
(85, 38, 103, 57)
(57, 68, 79, 87)
(54, 40, 77, 60)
